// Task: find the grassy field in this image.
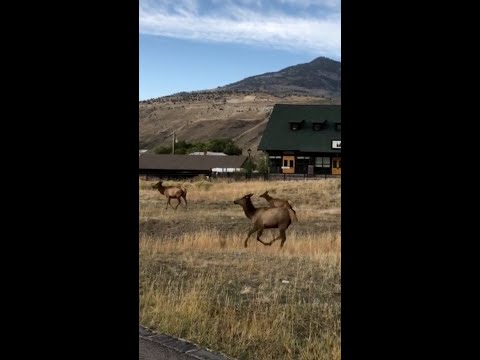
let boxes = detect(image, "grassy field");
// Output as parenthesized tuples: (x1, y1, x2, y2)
(139, 179, 341, 360)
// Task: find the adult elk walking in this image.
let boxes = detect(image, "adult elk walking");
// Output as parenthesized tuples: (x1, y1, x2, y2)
(152, 181, 187, 210)
(234, 193, 294, 248)
(259, 190, 298, 222)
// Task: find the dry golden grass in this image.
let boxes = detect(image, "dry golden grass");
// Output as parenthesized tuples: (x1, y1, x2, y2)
(139, 179, 341, 360)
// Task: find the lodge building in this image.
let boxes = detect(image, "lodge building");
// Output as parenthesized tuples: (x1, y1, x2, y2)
(258, 104, 341, 176)
(139, 154, 247, 179)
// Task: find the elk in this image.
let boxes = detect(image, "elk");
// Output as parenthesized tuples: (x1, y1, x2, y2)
(152, 181, 187, 210)
(259, 190, 298, 222)
(233, 193, 294, 248)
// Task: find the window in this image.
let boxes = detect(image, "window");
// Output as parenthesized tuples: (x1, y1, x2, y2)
(315, 157, 331, 168)
(313, 121, 326, 131)
(296, 156, 310, 174)
(289, 121, 304, 130)
(268, 157, 282, 173)
(313, 122, 327, 131)
(336, 123, 341, 131)
(289, 160, 294, 167)
(283, 159, 288, 167)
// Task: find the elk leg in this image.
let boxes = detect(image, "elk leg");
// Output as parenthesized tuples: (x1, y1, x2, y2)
(165, 198, 170, 210)
(181, 195, 187, 207)
(279, 229, 287, 248)
(269, 229, 287, 246)
(256, 229, 270, 246)
(167, 198, 175, 210)
(244, 227, 257, 248)
(174, 198, 181, 210)
(290, 208, 298, 222)
(268, 235, 281, 245)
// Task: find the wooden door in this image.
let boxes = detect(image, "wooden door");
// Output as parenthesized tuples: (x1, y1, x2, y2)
(282, 156, 295, 174)
(332, 157, 341, 175)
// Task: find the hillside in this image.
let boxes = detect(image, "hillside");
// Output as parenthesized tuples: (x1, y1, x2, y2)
(139, 91, 339, 155)
(217, 57, 340, 97)
(139, 57, 341, 155)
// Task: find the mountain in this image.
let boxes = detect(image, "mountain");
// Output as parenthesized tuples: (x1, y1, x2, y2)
(139, 57, 341, 154)
(215, 57, 341, 97)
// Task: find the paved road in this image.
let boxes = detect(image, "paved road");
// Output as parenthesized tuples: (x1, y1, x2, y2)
(140, 337, 192, 360)
(139, 325, 231, 360)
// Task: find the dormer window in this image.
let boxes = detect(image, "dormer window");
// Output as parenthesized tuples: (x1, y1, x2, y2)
(336, 123, 341, 131)
(289, 120, 304, 131)
(312, 120, 326, 131)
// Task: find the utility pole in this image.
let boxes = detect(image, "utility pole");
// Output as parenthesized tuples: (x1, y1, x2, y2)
(165, 129, 178, 154)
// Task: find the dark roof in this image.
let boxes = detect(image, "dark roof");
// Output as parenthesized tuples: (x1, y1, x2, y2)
(258, 104, 341, 153)
(139, 154, 247, 171)
(289, 119, 305, 124)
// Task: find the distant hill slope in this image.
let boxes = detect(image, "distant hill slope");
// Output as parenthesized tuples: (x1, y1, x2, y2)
(139, 57, 341, 154)
(216, 57, 341, 97)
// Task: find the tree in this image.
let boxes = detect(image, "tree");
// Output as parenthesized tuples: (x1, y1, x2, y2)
(173, 140, 192, 154)
(224, 142, 242, 155)
(175, 147, 188, 155)
(206, 138, 230, 152)
(153, 145, 171, 154)
(153, 138, 242, 155)
(243, 156, 258, 179)
(256, 155, 269, 174)
(190, 141, 207, 153)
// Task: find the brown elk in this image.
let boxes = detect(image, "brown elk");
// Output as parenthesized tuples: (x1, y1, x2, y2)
(259, 190, 298, 222)
(152, 181, 187, 210)
(233, 193, 294, 248)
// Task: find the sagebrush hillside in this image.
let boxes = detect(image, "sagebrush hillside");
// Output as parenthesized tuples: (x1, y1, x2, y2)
(139, 91, 339, 154)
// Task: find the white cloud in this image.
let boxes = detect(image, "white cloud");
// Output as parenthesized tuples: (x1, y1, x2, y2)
(139, 0, 340, 57)
(277, 0, 340, 9)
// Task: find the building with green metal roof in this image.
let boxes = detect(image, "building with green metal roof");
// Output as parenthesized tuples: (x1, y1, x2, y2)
(258, 104, 341, 176)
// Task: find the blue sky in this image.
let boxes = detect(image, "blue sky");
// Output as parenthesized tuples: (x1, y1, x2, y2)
(139, 0, 341, 100)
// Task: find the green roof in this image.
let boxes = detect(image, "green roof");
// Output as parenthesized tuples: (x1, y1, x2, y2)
(258, 104, 341, 153)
